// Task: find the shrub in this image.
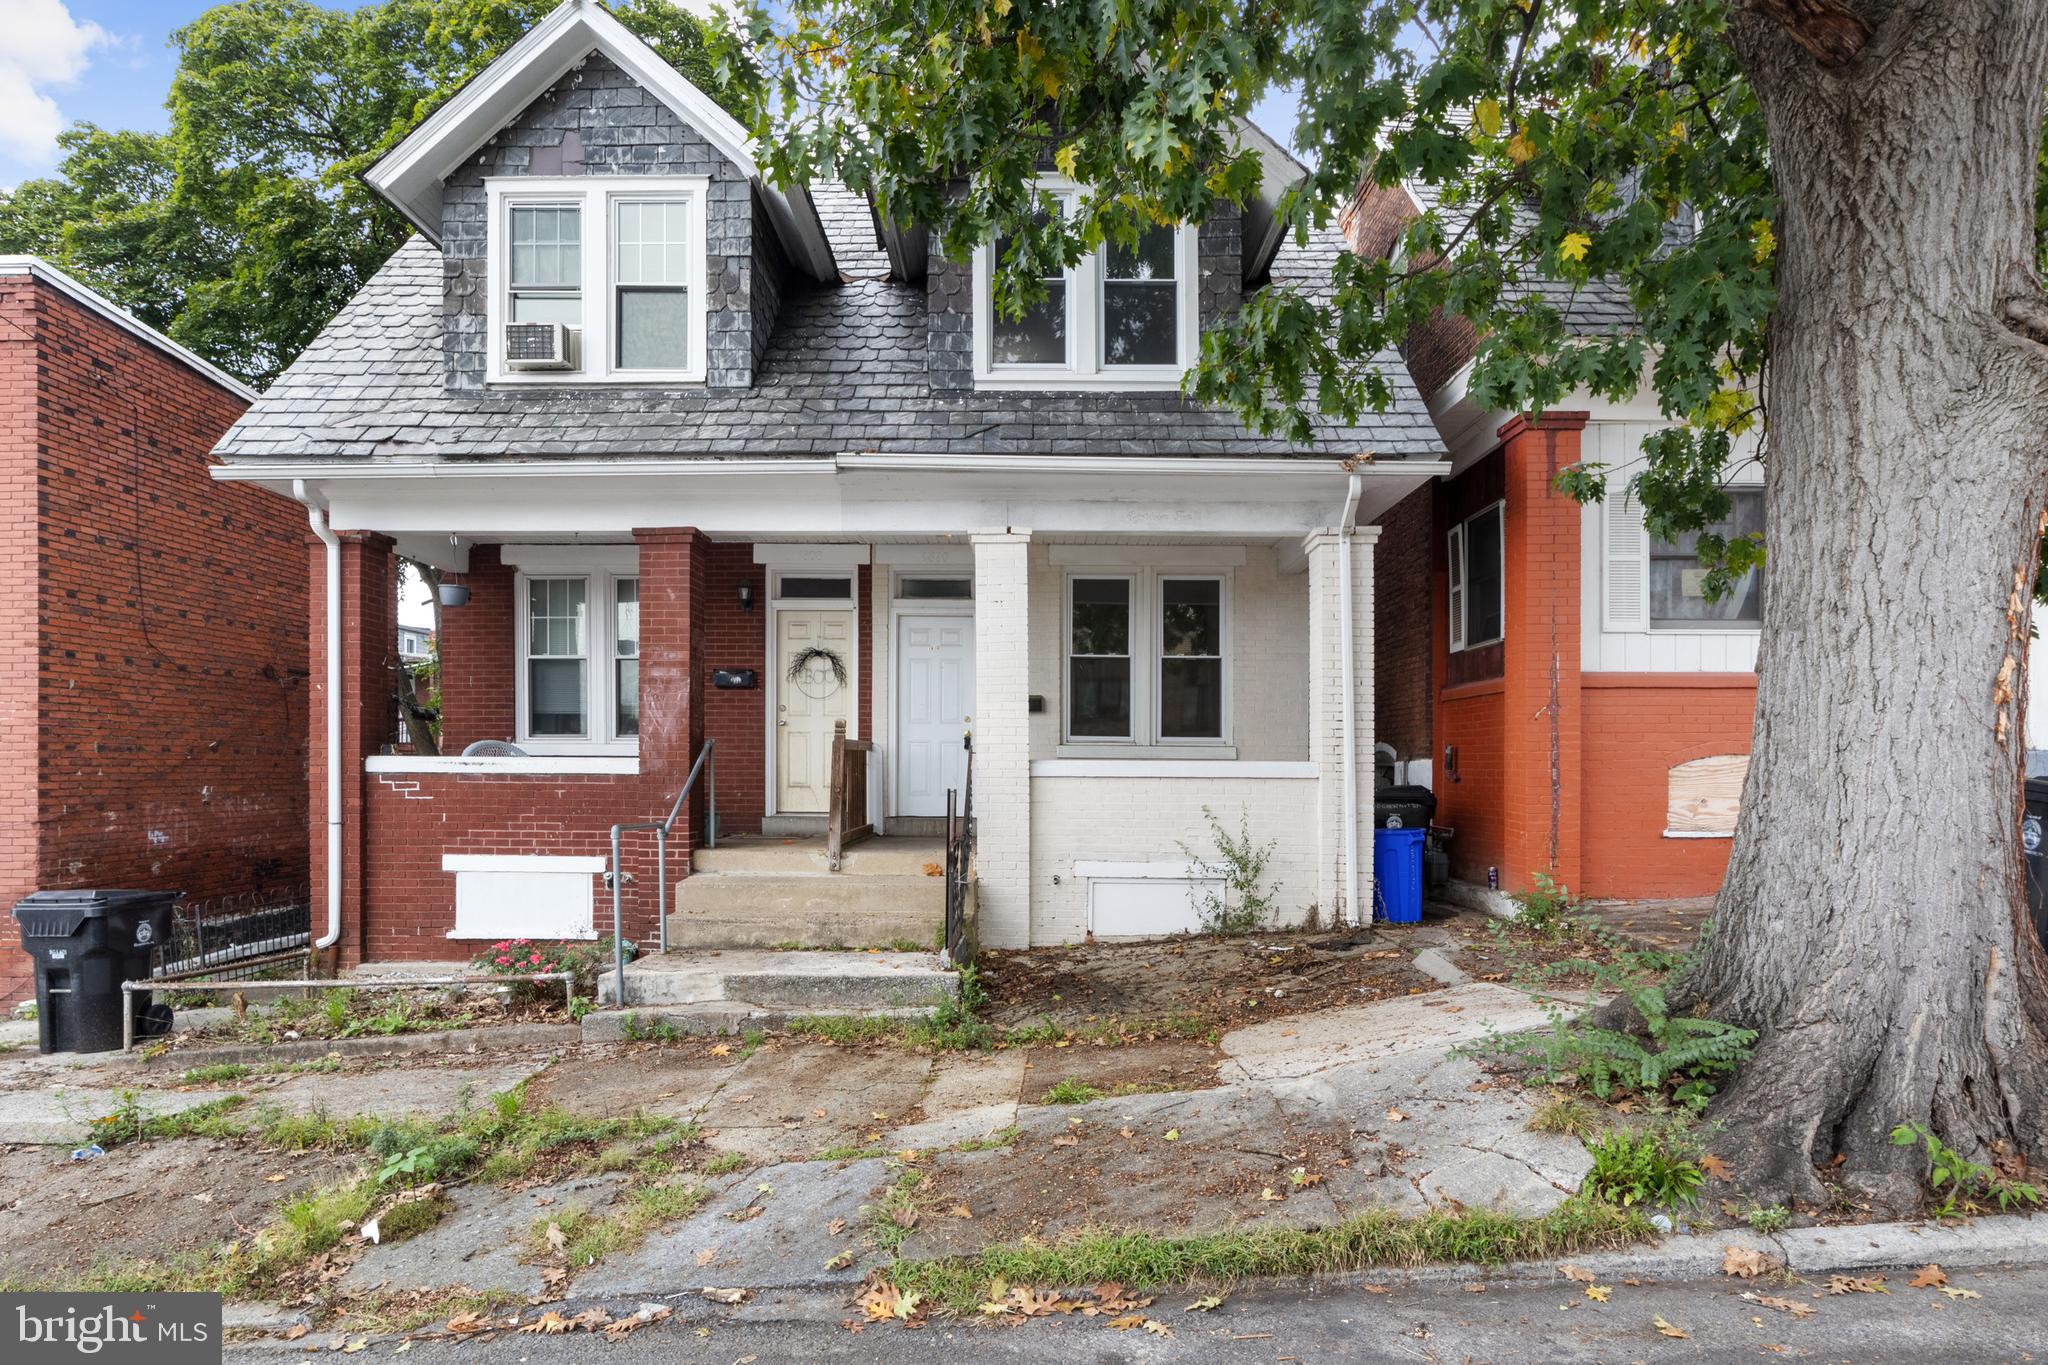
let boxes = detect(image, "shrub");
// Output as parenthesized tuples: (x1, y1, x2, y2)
(1585, 1121, 1706, 1209)
(1509, 872, 1585, 942)
(1178, 805, 1279, 936)
(470, 936, 635, 997)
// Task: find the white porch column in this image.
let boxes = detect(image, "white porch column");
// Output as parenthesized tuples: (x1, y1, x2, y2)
(1306, 527, 1378, 924)
(971, 530, 1033, 947)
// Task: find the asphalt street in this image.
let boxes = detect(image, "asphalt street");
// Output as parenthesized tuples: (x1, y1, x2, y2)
(226, 1262, 2048, 1363)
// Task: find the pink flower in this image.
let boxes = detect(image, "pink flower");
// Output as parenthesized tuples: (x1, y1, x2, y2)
(529, 952, 542, 965)
(543, 962, 557, 973)
(495, 955, 512, 966)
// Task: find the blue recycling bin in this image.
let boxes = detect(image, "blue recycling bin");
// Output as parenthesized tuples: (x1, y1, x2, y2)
(1373, 827, 1426, 924)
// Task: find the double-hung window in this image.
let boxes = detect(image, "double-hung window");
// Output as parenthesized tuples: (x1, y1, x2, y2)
(488, 177, 708, 383)
(1650, 488, 1765, 628)
(1065, 572, 1230, 745)
(974, 178, 1198, 388)
(1448, 503, 1505, 651)
(515, 562, 640, 752)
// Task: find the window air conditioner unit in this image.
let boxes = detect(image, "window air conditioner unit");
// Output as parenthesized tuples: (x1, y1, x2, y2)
(505, 321, 575, 371)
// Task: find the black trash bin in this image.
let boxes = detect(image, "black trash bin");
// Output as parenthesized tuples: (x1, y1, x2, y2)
(2025, 779, 2048, 952)
(12, 890, 178, 1053)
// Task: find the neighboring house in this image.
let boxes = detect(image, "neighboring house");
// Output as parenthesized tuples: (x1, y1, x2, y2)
(1343, 175, 1760, 903)
(398, 625, 434, 662)
(0, 258, 310, 1005)
(207, 0, 1450, 968)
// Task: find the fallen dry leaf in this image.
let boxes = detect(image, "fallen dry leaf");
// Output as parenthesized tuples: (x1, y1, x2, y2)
(567, 1307, 612, 1331)
(950, 1204, 973, 1219)
(1163, 1129, 1180, 1141)
(1105, 1314, 1146, 1330)
(1654, 1316, 1690, 1339)
(545, 1221, 567, 1254)
(1909, 1264, 1948, 1289)
(1827, 1274, 1889, 1295)
(1560, 1264, 1597, 1284)
(1699, 1152, 1734, 1181)
(1740, 1292, 1816, 1319)
(701, 1287, 752, 1305)
(726, 1204, 764, 1223)
(1184, 1295, 1223, 1312)
(1386, 1108, 1409, 1123)
(1051, 1135, 1078, 1148)
(1259, 1188, 1284, 1202)
(601, 1305, 672, 1341)
(709, 1043, 731, 1057)
(1585, 1286, 1611, 1302)
(265, 1173, 288, 1183)
(1722, 1245, 1783, 1280)
(695, 1248, 716, 1267)
(921, 862, 943, 877)
(282, 1324, 309, 1341)
(1142, 1320, 1172, 1337)
(827, 1217, 847, 1235)
(519, 1312, 574, 1335)
(824, 1249, 856, 1271)
(1938, 1286, 1983, 1301)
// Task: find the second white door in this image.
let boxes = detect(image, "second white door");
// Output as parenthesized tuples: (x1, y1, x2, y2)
(895, 616, 974, 817)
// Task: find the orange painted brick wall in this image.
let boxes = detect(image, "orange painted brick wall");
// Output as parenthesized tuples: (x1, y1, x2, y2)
(1580, 676, 1756, 899)
(3, 277, 306, 1006)
(1435, 683, 1506, 883)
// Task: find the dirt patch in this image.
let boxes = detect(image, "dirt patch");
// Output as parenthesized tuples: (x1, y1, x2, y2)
(0, 1138, 362, 1286)
(168, 988, 566, 1052)
(1435, 907, 1660, 983)
(1018, 1041, 1220, 1099)
(519, 1044, 740, 1121)
(978, 931, 1442, 1033)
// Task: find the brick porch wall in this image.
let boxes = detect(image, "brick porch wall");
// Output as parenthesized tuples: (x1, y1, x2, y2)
(3, 277, 305, 1006)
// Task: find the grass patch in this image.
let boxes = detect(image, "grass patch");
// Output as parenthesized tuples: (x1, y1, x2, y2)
(180, 1063, 252, 1085)
(1526, 1093, 1599, 1139)
(813, 1143, 887, 1163)
(86, 1092, 251, 1148)
(702, 1152, 749, 1176)
(1585, 1121, 1706, 1209)
(531, 1182, 707, 1266)
(332, 1289, 520, 1336)
(1041, 1078, 1104, 1106)
(953, 1125, 1022, 1153)
(867, 1168, 927, 1256)
(890, 1199, 1654, 1313)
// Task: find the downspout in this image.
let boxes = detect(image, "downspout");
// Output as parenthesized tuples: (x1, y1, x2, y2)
(1338, 471, 1364, 928)
(296, 479, 343, 955)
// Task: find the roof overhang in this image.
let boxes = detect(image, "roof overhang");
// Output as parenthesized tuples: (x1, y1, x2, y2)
(211, 453, 1449, 542)
(361, 0, 836, 282)
(1233, 117, 1310, 284)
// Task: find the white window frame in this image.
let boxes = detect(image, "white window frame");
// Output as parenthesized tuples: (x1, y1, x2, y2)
(1646, 486, 1767, 632)
(486, 176, 710, 385)
(1061, 569, 1233, 749)
(972, 176, 1199, 390)
(510, 547, 642, 756)
(1449, 501, 1506, 652)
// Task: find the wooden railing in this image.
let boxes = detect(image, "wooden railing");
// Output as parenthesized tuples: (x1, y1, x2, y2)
(826, 719, 873, 871)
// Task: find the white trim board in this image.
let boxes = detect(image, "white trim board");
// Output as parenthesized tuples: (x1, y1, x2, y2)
(367, 755, 640, 775)
(754, 543, 872, 568)
(1031, 759, 1315, 778)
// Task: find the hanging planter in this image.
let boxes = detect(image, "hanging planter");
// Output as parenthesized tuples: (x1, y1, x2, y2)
(438, 581, 471, 608)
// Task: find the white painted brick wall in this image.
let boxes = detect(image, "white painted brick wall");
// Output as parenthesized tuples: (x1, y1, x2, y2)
(971, 532, 1033, 947)
(1029, 775, 1321, 942)
(1307, 529, 1378, 923)
(1024, 542, 1310, 760)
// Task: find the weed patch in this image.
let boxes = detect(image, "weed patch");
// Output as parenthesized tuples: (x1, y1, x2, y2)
(1891, 1122, 2043, 1216)
(1585, 1121, 1706, 1209)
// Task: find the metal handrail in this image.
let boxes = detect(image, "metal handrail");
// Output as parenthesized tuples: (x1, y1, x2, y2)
(609, 737, 716, 1005)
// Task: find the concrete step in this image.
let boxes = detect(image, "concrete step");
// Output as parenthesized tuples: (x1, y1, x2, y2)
(597, 948, 959, 1010)
(580, 1004, 936, 1042)
(669, 871, 944, 949)
(693, 837, 947, 877)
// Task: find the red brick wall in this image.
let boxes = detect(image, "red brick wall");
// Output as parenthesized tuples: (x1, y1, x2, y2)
(1581, 675, 1754, 898)
(1435, 683, 1506, 884)
(1338, 177, 1479, 401)
(1371, 484, 1434, 765)
(2, 277, 305, 1006)
(0, 284, 38, 1004)
(701, 543, 766, 836)
(438, 546, 515, 751)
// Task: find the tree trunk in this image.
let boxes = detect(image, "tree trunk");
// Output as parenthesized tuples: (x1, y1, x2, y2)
(1684, 0, 2048, 1211)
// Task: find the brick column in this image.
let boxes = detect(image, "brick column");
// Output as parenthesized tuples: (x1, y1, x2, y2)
(1306, 527, 1378, 924)
(308, 530, 395, 971)
(436, 545, 515, 751)
(1498, 412, 1587, 894)
(971, 531, 1032, 947)
(633, 528, 710, 933)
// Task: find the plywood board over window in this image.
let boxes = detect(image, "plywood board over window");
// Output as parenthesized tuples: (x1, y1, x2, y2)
(1666, 754, 1749, 836)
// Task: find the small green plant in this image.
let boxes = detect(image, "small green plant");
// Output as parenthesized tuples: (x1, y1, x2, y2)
(1743, 1203, 1792, 1235)
(567, 995, 595, 1023)
(619, 1012, 681, 1043)
(179, 1063, 251, 1085)
(1585, 1121, 1706, 1208)
(322, 989, 355, 1033)
(1526, 1093, 1597, 1139)
(702, 1152, 748, 1176)
(1890, 1122, 2044, 1217)
(1179, 806, 1279, 936)
(1041, 1077, 1105, 1106)
(1509, 872, 1585, 942)
(1476, 977, 1754, 1110)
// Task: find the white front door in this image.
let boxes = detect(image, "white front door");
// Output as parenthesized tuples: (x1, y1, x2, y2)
(777, 610, 855, 813)
(895, 615, 974, 817)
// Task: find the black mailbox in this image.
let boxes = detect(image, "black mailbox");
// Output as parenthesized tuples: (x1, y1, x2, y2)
(713, 668, 758, 689)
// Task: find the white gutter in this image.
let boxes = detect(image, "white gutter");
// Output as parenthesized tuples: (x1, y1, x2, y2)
(212, 455, 1454, 483)
(1337, 470, 1364, 928)
(296, 479, 344, 954)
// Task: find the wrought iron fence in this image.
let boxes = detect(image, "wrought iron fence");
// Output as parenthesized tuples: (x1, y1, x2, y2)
(942, 734, 975, 967)
(149, 883, 312, 982)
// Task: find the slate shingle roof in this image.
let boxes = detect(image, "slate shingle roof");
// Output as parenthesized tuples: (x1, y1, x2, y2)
(1400, 177, 1639, 335)
(215, 213, 1444, 463)
(809, 184, 890, 280)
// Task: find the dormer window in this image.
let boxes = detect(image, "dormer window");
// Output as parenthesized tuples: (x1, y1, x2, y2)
(973, 180, 1199, 390)
(487, 176, 708, 384)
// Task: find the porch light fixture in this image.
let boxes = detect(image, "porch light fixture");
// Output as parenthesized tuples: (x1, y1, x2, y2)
(737, 579, 754, 612)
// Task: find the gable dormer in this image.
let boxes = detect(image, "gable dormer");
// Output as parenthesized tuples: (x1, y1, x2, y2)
(361, 0, 835, 392)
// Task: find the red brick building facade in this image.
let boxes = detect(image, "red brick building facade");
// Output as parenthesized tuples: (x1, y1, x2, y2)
(0, 261, 309, 1004)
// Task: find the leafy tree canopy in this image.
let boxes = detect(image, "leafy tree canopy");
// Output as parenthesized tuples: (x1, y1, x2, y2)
(720, 0, 1814, 587)
(0, 0, 741, 387)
